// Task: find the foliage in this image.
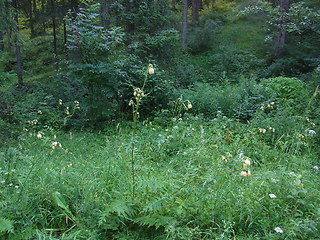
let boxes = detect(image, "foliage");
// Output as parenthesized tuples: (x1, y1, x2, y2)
(1, 110, 319, 239)
(180, 78, 271, 121)
(188, 17, 221, 53)
(65, 1, 125, 63)
(260, 76, 309, 114)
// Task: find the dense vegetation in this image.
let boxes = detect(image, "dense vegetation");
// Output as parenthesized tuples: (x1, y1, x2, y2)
(1, 0, 320, 239)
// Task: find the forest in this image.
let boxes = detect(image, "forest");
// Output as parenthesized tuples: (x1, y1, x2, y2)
(1, 0, 320, 239)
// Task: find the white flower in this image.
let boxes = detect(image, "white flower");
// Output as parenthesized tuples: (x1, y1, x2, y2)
(148, 64, 155, 74)
(274, 227, 283, 233)
(51, 141, 62, 149)
(187, 103, 192, 109)
(243, 158, 251, 167)
(269, 194, 277, 199)
(240, 170, 251, 177)
(259, 128, 267, 134)
(308, 129, 316, 135)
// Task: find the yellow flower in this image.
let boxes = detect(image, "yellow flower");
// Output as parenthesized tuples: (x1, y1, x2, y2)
(187, 103, 192, 109)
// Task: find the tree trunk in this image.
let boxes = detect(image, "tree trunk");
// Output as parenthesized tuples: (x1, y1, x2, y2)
(0, 32, 4, 51)
(126, 0, 135, 33)
(29, 0, 35, 37)
(191, 0, 201, 22)
(182, 0, 188, 47)
(100, 0, 109, 29)
(50, 0, 57, 54)
(41, 0, 46, 33)
(70, 0, 79, 13)
(63, 20, 67, 49)
(12, 0, 24, 85)
(274, 0, 290, 59)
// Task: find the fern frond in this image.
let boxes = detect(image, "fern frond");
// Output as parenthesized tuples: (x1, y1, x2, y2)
(135, 214, 177, 229)
(0, 218, 14, 233)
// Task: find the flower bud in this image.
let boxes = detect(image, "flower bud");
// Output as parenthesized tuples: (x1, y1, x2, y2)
(148, 64, 155, 74)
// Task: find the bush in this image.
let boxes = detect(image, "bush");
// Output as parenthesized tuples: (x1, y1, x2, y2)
(260, 77, 309, 115)
(180, 79, 271, 121)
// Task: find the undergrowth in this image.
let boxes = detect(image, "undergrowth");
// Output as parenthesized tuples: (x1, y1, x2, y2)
(1, 111, 319, 239)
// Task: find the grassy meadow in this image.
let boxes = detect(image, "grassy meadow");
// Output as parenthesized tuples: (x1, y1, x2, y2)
(1, 109, 320, 239)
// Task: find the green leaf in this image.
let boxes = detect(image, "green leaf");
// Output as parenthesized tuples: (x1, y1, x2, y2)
(53, 191, 69, 211)
(0, 218, 14, 233)
(52, 191, 76, 222)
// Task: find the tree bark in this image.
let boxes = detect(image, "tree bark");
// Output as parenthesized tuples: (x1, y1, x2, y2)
(192, 0, 201, 22)
(29, 0, 35, 37)
(12, 0, 24, 85)
(0, 32, 4, 51)
(274, 0, 290, 59)
(50, 0, 57, 54)
(100, 0, 110, 29)
(126, 0, 135, 33)
(182, 0, 188, 47)
(63, 20, 67, 48)
(41, 0, 46, 33)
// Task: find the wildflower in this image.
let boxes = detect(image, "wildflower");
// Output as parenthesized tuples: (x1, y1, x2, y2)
(274, 227, 283, 234)
(221, 155, 228, 162)
(11, 169, 16, 172)
(37, 132, 43, 139)
(268, 127, 275, 132)
(0, 180, 5, 184)
(308, 129, 316, 135)
(259, 128, 267, 134)
(59, 99, 63, 105)
(51, 141, 62, 149)
(187, 103, 192, 109)
(269, 194, 277, 199)
(38, 110, 42, 114)
(14, 185, 19, 189)
(240, 170, 251, 177)
(173, 125, 179, 130)
(314, 165, 319, 170)
(243, 158, 251, 168)
(148, 64, 155, 74)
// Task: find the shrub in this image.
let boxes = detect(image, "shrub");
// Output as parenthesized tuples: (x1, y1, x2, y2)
(260, 77, 309, 115)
